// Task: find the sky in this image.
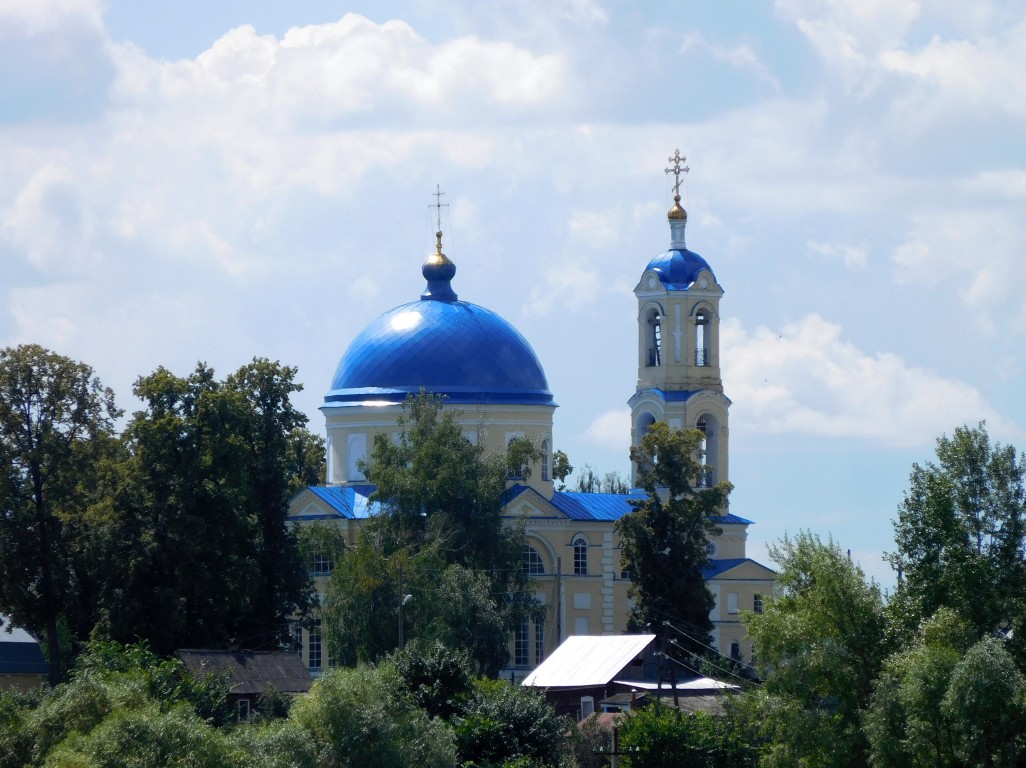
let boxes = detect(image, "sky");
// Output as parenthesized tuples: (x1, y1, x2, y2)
(2, 0, 1025, 589)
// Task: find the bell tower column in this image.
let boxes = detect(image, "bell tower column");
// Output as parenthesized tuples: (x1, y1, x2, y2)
(629, 150, 731, 486)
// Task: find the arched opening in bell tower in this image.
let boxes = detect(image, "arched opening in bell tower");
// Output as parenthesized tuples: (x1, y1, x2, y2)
(695, 309, 710, 367)
(645, 308, 662, 367)
(696, 413, 719, 488)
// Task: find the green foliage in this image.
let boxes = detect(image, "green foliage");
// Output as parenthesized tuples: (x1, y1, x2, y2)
(227, 719, 317, 768)
(551, 449, 573, 490)
(90, 359, 316, 654)
(888, 423, 1026, 647)
(0, 344, 121, 682)
(0, 688, 35, 768)
(41, 702, 245, 768)
(324, 393, 534, 673)
(617, 422, 728, 655)
(363, 393, 523, 575)
(453, 678, 571, 768)
(392, 639, 474, 720)
(743, 532, 887, 768)
(291, 663, 457, 768)
(618, 702, 756, 768)
(943, 636, 1026, 767)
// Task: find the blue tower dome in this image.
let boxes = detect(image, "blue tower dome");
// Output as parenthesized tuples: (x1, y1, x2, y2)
(326, 230, 554, 407)
(644, 247, 715, 291)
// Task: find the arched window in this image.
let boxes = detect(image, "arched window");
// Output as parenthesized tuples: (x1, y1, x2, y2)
(540, 438, 550, 482)
(572, 535, 589, 575)
(695, 309, 710, 366)
(506, 434, 526, 480)
(646, 308, 662, 367)
(522, 545, 545, 575)
(696, 414, 718, 488)
(347, 433, 367, 481)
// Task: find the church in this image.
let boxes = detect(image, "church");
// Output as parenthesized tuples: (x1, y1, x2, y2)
(288, 152, 776, 676)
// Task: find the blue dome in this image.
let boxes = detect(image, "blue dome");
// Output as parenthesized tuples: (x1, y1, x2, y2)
(326, 298, 555, 407)
(645, 248, 714, 291)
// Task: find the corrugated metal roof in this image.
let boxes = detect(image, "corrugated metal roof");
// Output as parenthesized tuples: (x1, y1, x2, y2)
(521, 634, 655, 688)
(177, 650, 311, 695)
(306, 485, 377, 519)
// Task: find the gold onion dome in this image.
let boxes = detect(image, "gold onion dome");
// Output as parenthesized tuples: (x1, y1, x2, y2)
(668, 194, 687, 221)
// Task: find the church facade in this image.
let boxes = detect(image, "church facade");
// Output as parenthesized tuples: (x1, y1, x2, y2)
(288, 155, 775, 676)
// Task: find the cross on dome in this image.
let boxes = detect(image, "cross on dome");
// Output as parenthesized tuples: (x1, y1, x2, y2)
(665, 149, 689, 198)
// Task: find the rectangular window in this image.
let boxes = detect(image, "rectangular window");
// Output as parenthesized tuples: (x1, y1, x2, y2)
(535, 620, 545, 664)
(574, 617, 589, 635)
(515, 620, 530, 666)
(308, 619, 322, 671)
(312, 554, 333, 576)
(754, 593, 764, 614)
(237, 699, 250, 721)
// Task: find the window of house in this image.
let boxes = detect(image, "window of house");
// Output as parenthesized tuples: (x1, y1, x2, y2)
(540, 438, 550, 482)
(573, 535, 588, 575)
(727, 592, 739, 614)
(522, 545, 545, 575)
(515, 620, 530, 666)
(754, 593, 764, 614)
(730, 641, 741, 661)
(237, 699, 250, 721)
(312, 554, 333, 576)
(580, 696, 595, 718)
(308, 619, 322, 671)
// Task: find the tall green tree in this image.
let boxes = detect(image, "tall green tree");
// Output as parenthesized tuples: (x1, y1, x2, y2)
(328, 393, 534, 673)
(91, 360, 319, 653)
(743, 532, 888, 768)
(887, 423, 1026, 648)
(0, 344, 121, 683)
(616, 421, 729, 656)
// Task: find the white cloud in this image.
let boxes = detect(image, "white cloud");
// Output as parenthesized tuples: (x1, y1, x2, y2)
(722, 314, 1018, 448)
(584, 408, 630, 451)
(679, 32, 780, 89)
(526, 258, 604, 316)
(806, 240, 867, 269)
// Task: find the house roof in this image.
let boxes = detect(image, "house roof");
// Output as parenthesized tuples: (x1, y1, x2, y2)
(303, 484, 378, 519)
(0, 615, 48, 675)
(614, 677, 738, 692)
(521, 634, 656, 688)
(177, 650, 311, 695)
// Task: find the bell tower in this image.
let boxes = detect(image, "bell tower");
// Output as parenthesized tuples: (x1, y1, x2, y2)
(629, 151, 731, 486)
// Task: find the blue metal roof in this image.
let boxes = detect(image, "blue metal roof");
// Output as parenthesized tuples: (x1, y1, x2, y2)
(645, 248, 714, 291)
(630, 388, 699, 405)
(307, 485, 377, 519)
(326, 298, 554, 407)
(545, 488, 753, 524)
(703, 558, 771, 579)
(302, 484, 753, 527)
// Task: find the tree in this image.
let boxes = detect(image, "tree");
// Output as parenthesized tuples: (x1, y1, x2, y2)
(743, 532, 888, 768)
(573, 464, 630, 494)
(0, 344, 121, 683)
(617, 701, 757, 768)
(616, 422, 729, 656)
(332, 392, 535, 673)
(864, 608, 974, 768)
(90, 360, 318, 654)
(290, 663, 457, 768)
(888, 423, 1026, 646)
(453, 678, 571, 768)
(551, 449, 572, 491)
(363, 392, 526, 576)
